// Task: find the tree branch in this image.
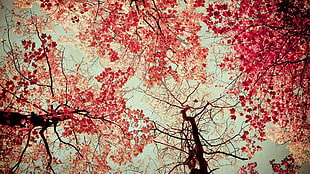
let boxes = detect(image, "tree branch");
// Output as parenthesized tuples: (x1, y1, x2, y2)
(204, 151, 248, 161)
(39, 127, 55, 174)
(12, 128, 33, 172)
(53, 123, 83, 157)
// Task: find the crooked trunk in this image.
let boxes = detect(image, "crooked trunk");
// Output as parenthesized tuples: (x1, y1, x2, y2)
(0, 111, 60, 128)
(182, 108, 209, 174)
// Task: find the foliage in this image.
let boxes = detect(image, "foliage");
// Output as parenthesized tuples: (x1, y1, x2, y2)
(0, 0, 307, 173)
(205, 0, 309, 165)
(269, 154, 301, 174)
(142, 79, 250, 173)
(238, 162, 258, 174)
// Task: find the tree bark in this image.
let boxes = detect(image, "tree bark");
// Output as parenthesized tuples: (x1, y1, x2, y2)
(181, 108, 209, 174)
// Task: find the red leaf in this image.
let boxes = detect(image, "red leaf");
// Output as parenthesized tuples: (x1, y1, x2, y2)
(231, 115, 236, 120)
(241, 131, 249, 140)
(30, 79, 37, 84)
(230, 108, 236, 114)
(239, 96, 245, 101)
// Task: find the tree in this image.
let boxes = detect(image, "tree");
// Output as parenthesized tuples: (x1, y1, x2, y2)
(0, 30, 154, 172)
(0, 0, 307, 173)
(141, 79, 252, 173)
(0, 0, 211, 173)
(204, 0, 309, 165)
(1, 0, 156, 172)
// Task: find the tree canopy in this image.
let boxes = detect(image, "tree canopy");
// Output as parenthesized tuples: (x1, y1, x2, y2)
(0, 0, 308, 173)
